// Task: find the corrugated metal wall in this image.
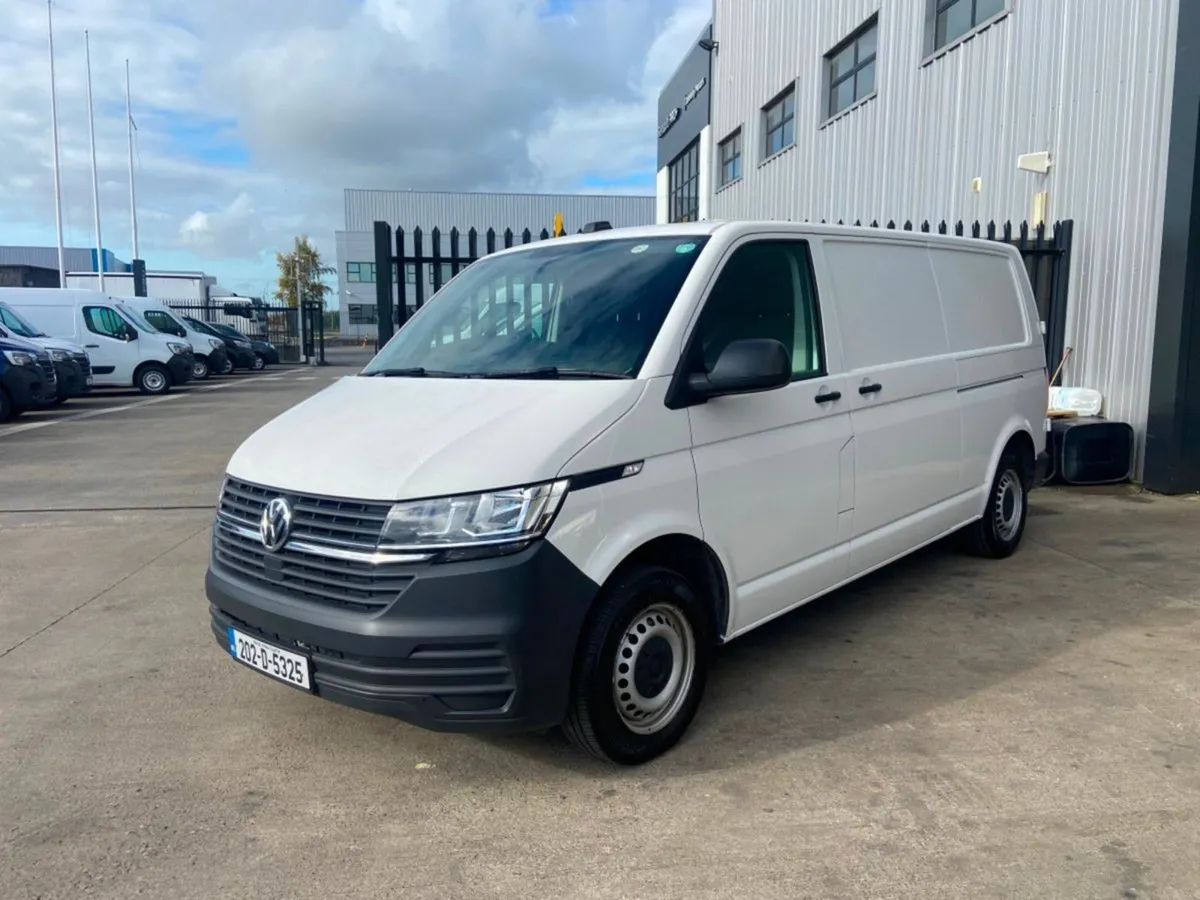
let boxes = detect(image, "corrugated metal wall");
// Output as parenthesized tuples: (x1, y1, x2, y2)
(344, 189, 656, 234)
(710, 0, 1179, 470)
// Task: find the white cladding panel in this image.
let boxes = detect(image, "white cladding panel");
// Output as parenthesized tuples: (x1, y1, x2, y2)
(710, 0, 1179, 469)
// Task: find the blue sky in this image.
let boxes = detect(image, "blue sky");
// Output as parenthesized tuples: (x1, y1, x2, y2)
(0, 0, 711, 301)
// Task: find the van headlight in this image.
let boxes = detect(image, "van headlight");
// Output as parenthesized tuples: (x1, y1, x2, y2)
(167, 342, 190, 355)
(48, 349, 71, 362)
(208, 338, 224, 351)
(379, 480, 569, 559)
(2, 350, 35, 366)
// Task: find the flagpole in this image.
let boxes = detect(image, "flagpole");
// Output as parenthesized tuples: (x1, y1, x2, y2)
(84, 29, 104, 291)
(125, 58, 139, 261)
(46, 0, 66, 287)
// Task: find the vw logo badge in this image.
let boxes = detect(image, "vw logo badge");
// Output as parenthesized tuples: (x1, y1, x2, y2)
(260, 496, 293, 552)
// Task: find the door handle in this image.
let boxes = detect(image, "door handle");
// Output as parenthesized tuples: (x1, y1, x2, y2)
(814, 390, 842, 404)
(85, 344, 100, 348)
(859, 382, 883, 395)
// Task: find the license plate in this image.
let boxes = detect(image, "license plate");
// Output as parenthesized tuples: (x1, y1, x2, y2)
(86, 375, 94, 385)
(228, 627, 311, 690)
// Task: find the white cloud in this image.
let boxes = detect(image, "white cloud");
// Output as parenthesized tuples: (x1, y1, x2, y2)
(0, 0, 709, 287)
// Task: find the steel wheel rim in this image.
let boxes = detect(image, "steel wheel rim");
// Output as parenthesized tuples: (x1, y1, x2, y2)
(253, 356, 265, 370)
(192, 361, 208, 379)
(612, 602, 695, 735)
(143, 370, 166, 392)
(994, 468, 1023, 542)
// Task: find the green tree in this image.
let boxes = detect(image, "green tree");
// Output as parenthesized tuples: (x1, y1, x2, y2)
(275, 236, 335, 308)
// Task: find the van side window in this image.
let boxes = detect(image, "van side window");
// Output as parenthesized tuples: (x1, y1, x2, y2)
(144, 309, 185, 337)
(83, 306, 128, 339)
(690, 240, 824, 379)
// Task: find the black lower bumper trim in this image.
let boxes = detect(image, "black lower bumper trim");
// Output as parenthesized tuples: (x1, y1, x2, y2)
(167, 353, 194, 385)
(206, 539, 599, 734)
(1, 365, 49, 408)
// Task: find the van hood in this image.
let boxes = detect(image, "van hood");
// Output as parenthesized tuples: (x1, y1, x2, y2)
(28, 335, 87, 356)
(226, 375, 645, 501)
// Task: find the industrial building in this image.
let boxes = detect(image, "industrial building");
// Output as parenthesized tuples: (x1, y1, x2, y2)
(336, 188, 656, 336)
(655, 0, 1200, 494)
(0, 246, 128, 288)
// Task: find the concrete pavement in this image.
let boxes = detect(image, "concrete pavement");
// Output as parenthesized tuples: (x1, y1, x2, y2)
(2, 367, 1198, 899)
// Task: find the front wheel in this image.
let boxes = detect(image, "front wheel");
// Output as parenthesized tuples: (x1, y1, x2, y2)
(192, 357, 211, 380)
(136, 363, 171, 396)
(963, 450, 1030, 559)
(563, 564, 712, 765)
(0, 388, 11, 423)
(219, 355, 235, 375)
(252, 353, 266, 371)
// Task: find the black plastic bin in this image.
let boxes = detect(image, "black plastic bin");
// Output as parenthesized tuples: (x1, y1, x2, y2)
(1046, 416, 1134, 486)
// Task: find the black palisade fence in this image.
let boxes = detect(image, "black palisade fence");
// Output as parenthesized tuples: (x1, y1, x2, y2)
(370, 216, 1073, 368)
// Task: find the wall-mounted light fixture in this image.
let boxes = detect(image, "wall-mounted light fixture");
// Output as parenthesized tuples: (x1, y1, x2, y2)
(698, 37, 719, 52)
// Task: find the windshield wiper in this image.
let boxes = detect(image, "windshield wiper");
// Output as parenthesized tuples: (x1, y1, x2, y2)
(480, 367, 633, 380)
(363, 367, 476, 378)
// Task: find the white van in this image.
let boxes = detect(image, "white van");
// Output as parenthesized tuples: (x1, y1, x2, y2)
(0, 300, 94, 403)
(0, 288, 195, 395)
(118, 297, 230, 380)
(206, 222, 1048, 765)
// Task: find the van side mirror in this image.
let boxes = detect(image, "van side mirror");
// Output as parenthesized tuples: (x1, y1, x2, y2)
(687, 338, 792, 400)
(123, 326, 138, 341)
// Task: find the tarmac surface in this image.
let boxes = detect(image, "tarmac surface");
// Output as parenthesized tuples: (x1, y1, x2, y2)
(2, 363, 1199, 899)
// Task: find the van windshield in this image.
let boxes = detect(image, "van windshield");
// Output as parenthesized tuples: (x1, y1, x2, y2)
(362, 236, 710, 379)
(0, 303, 46, 339)
(116, 303, 161, 334)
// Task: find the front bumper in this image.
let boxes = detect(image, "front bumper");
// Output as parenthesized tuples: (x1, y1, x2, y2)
(1, 364, 51, 409)
(167, 352, 194, 386)
(227, 345, 256, 368)
(53, 359, 89, 399)
(207, 347, 229, 374)
(206, 539, 599, 734)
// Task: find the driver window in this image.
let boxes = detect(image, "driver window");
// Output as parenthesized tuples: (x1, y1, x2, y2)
(83, 306, 130, 339)
(689, 240, 824, 379)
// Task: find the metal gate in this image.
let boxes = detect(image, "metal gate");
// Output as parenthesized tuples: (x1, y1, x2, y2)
(166, 299, 325, 364)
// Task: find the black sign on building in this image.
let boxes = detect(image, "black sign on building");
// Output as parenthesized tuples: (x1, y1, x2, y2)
(657, 23, 714, 224)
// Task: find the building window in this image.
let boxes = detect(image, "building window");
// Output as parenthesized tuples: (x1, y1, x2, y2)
(405, 263, 416, 284)
(427, 263, 455, 285)
(346, 262, 377, 283)
(668, 139, 700, 223)
(763, 86, 796, 158)
(718, 130, 743, 187)
(826, 18, 878, 119)
(931, 0, 1007, 52)
(347, 303, 378, 325)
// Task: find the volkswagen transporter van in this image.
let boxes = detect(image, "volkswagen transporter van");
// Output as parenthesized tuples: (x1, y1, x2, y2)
(207, 222, 1049, 765)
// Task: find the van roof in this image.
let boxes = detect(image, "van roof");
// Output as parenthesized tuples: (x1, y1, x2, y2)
(486, 220, 1019, 257)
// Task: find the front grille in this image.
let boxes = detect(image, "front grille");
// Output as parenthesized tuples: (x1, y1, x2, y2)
(219, 478, 390, 550)
(214, 478, 410, 612)
(74, 354, 92, 377)
(38, 359, 56, 384)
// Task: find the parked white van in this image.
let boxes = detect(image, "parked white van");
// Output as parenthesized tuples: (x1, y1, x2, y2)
(207, 222, 1049, 765)
(0, 288, 195, 394)
(118, 297, 231, 380)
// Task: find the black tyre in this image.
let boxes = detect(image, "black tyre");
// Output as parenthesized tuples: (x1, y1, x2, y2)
(0, 388, 11, 423)
(252, 353, 266, 371)
(219, 355, 235, 375)
(53, 396, 69, 406)
(192, 356, 211, 380)
(963, 448, 1031, 559)
(135, 363, 171, 396)
(563, 564, 713, 765)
